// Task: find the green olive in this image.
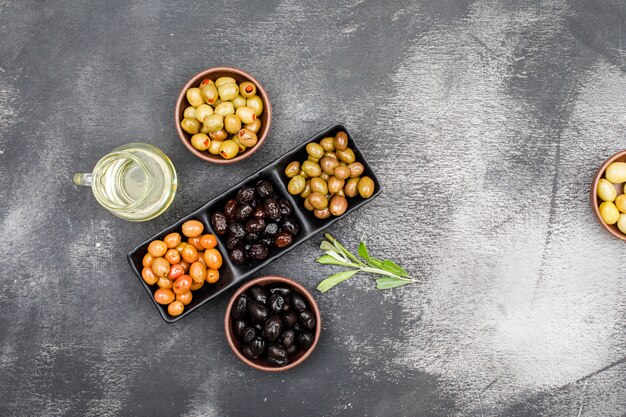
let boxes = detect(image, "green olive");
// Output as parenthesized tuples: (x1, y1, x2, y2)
(599, 201, 620, 224)
(246, 95, 264, 116)
(300, 180, 312, 199)
(209, 128, 228, 141)
(597, 178, 617, 202)
(231, 95, 247, 109)
(334, 131, 348, 150)
(358, 176, 375, 198)
(200, 84, 218, 105)
(314, 207, 331, 219)
(219, 140, 239, 159)
(336, 148, 355, 164)
(186, 87, 204, 107)
(215, 76, 236, 87)
(327, 176, 345, 194)
(200, 123, 211, 134)
(203, 114, 224, 132)
(245, 119, 262, 133)
(306, 143, 325, 159)
(333, 165, 351, 180)
(301, 160, 322, 177)
(237, 128, 258, 147)
(307, 192, 328, 210)
(321, 172, 330, 182)
(190, 133, 210, 151)
(307, 155, 320, 163)
(236, 106, 256, 124)
(224, 114, 242, 134)
(319, 137, 335, 152)
(199, 78, 214, 88)
(208, 140, 222, 155)
(232, 135, 247, 153)
(606, 162, 626, 183)
(239, 81, 257, 98)
(183, 106, 197, 118)
(324, 151, 337, 159)
(304, 197, 314, 211)
(347, 162, 364, 177)
(344, 177, 360, 197)
(310, 177, 328, 195)
(214, 101, 235, 117)
(284, 161, 301, 178)
(329, 195, 348, 216)
(195, 104, 214, 123)
(618, 213, 626, 234)
(335, 188, 345, 197)
(288, 175, 306, 195)
(218, 83, 239, 101)
(181, 117, 200, 134)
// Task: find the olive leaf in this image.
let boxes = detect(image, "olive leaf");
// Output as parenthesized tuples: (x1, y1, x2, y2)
(376, 277, 413, 289)
(316, 254, 354, 268)
(380, 260, 410, 278)
(317, 269, 360, 293)
(357, 242, 370, 261)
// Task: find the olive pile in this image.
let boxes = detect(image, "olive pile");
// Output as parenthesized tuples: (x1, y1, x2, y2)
(597, 161, 626, 233)
(211, 179, 300, 265)
(231, 284, 316, 366)
(180, 77, 264, 159)
(284, 131, 375, 219)
(141, 220, 223, 317)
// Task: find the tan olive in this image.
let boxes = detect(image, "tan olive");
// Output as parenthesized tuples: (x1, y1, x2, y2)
(230, 95, 247, 109)
(195, 104, 214, 123)
(284, 161, 301, 178)
(246, 95, 264, 116)
(307, 192, 328, 210)
(183, 106, 197, 118)
(303, 197, 314, 211)
(306, 143, 325, 159)
(186, 87, 204, 107)
(215, 76, 236, 87)
(154, 288, 175, 305)
(310, 177, 328, 195)
(336, 148, 355, 164)
(288, 175, 306, 195)
(208, 140, 222, 155)
(239, 81, 257, 98)
(348, 162, 365, 178)
(329, 195, 348, 216)
(209, 129, 228, 141)
(190, 133, 210, 151)
(334, 131, 348, 150)
(224, 114, 242, 134)
(236, 106, 256, 124)
(300, 180, 312, 199)
(327, 176, 345, 194)
(203, 114, 224, 132)
(324, 151, 337, 159)
(245, 118, 262, 133)
(314, 207, 331, 219)
(218, 82, 239, 101)
(301, 160, 322, 177)
(200, 84, 218, 105)
(344, 177, 360, 197)
(214, 101, 235, 117)
(320, 137, 335, 152)
(334, 165, 351, 180)
(358, 176, 375, 198)
(237, 128, 258, 147)
(181, 117, 200, 134)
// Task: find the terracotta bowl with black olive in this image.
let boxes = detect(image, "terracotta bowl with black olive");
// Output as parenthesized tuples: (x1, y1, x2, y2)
(224, 276, 321, 372)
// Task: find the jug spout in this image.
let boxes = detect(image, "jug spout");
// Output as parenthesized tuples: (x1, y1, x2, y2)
(73, 173, 93, 187)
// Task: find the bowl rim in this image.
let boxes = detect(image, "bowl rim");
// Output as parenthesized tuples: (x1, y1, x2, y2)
(174, 66, 272, 164)
(224, 275, 321, 372)
(590, 149, 626, 241)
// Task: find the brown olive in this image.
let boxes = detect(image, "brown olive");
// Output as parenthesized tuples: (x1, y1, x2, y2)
(307, 192, 328, 210)
(163, 233, 181, 249)
(209, 128, 228, 141)
(187, 236, 203, 251)
(154, 288, 175, 305)
(321, 172, 330, 182)
(203, 248, 223, 270)
(306, 142, 325, 159)
(301, 160, 322, 177)
(310, 177, 328, 195)
(314, 207, 331, 219)
(336, 148, 355, 164)
(168, 300, 185, 316)
(148, 240, 168, 257)
(348, 162, 364, 177)
(320, 156, 339, 175)
(327, 176, 345, 194)
(181, 245, 199, 263)
(237, 128, 258, 147)
(157, 277, 173, 289)
(303, 197, 314, 211)
(334, 131, 348, 150)
(333, 165, 351, 180)
(177, 291, 192, 305)
(335, 188, 345, 197)
(344, 177, 360, 197)
(168, 264, 184, 280)
(329, 195, 348, 216)
(142, 253, 154, 268)
(142, 267, 158, 285)
(164, 248, 180, 264)
(173, 275, 192, 294)
(151, 257, 170, 278)
(190, 281, 204, 291)
(189, 261, 207, 284)
(300, 180, 312, 199)
(319, 137, 335, 152)
(175, 242, 188, 256)
(324, 151, 337, 159)
(288, 175, 306, 195)
(284, 161, 301, 178)
(182, 220, 204, 237)
(358, 176, 375, 198)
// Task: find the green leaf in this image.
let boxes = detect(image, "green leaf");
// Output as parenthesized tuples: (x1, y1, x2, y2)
(367, 256, 384, 269)
(320, 241, 336, 252)
(376, 277, 413, 289)
(357, 242, 370, 261)
(381, 260, 410, 278)
(317, 269, 360, 293)
(316, 254, 355, 268)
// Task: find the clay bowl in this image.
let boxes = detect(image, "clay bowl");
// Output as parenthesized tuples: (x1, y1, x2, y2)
(224, 276, 321, 372)
(591, 149, 626, 240)
(175, 67, 271, 164)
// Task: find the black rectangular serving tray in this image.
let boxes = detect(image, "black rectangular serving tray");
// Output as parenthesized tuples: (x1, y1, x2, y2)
(127, 123, 382, 322)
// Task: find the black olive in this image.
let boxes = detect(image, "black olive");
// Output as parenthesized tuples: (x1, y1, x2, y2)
(282, 302, 292, 312)
(266, 356, 288, 367)
(278, 199, 293, 217)
(229, 247, 246, 265)
(232, 294, 248, 320)
(248, 243, 269, 260)
(297, 331, 314, 349)
(242, 345, 257, 359)
(290, 293, 308, 312)
(262, 315, 283, 342)
(264, 199, 281, 221)
(256, 179, 274, 199)
(293, 322, 303, 333)
(280, 217, 300, 236)
(270, 286, 291, 297)
(267, 344, 288, 360)
(237, 204, 253, 221)
(224, 198, 238, 219)
(244, 243, 251, 252)
(254, 323, 263, 332)
(234, 320, 246, 338)
(249, 285, 268, 304)
(299, 310, 316, 329)
(274, 232, 293, 249)
(245, 232, 260, 242)
(211, 211, 228, 235)
(260, 236, 274, 247)
(226, 235, 241, 250)
(286, 343, 299, 357)
(228, 222, 246, 239)
(246, 218, 266, 233)
(282, 311, 298, 328)
(264, 222, 279, 236)
(252, 206, 265, 219)
(242, 327, 256, 344)
(279, 329, 295, 348)
(236, 186, 256, 204)
(248, 301, 269, 322)
(249, 337, 265, 356)
(269, 293, 284, 312)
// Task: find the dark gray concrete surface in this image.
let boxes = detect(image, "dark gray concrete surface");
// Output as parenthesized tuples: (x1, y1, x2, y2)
(1, 0, 626, 415)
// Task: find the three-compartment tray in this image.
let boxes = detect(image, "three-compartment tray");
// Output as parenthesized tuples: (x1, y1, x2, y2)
(127, 123, 382, 322)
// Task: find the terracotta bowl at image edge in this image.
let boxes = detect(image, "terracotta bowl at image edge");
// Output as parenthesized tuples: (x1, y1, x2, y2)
(224, 276, 321, 372)
(591, 149, 626, 240)
(175, 67, 272, 164)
